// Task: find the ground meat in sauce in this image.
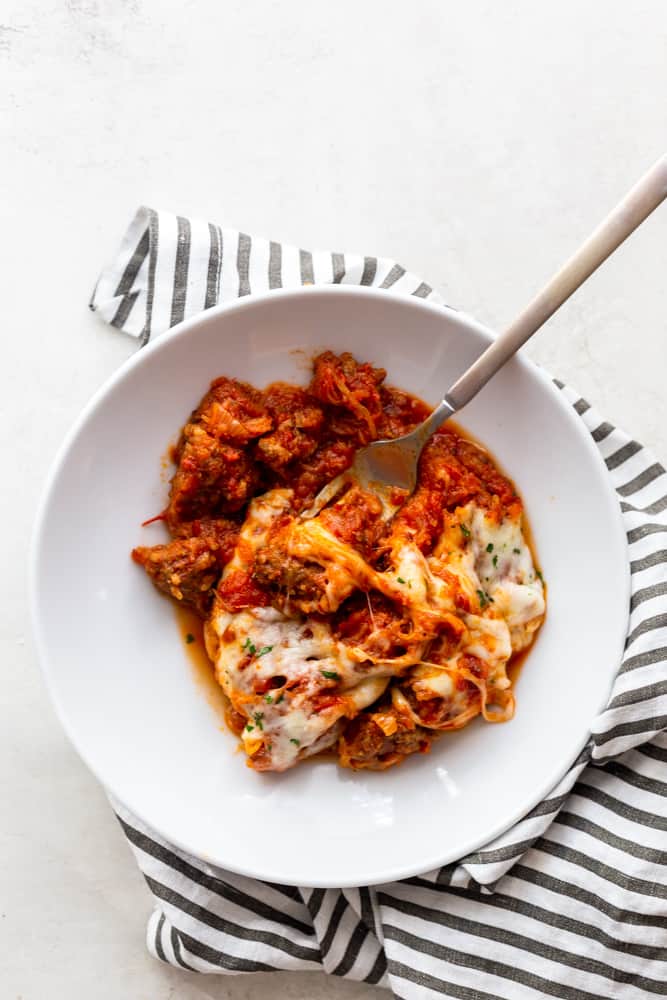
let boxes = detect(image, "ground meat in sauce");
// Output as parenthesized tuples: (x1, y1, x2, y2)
(132, 537, 221, 616)
(316, 487, 385, 557)
(255, 383, 325, 470)
(133, 351, 527, 771)
(168, 425, 261, 520)
(252, 549, 327, 613)
(333, 592, 401, 644)
(168, 516, 240, 555)
(338, 711, 431, 770)
(186, 376, 273, 444)
(282, 439, 356, 504)
(420, 431, 520, 516)
(167, 378, 271, 522)
(376, 386, 431, 440)
(132, 517, 240, 616)
(330, 591, 420, 661)
(309, 351, 386, 443)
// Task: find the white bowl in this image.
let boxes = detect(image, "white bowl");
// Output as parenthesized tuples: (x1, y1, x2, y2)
(31, 286, 628, 887)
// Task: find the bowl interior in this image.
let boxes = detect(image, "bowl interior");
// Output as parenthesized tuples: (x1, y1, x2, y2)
(32, 287, 628, 886)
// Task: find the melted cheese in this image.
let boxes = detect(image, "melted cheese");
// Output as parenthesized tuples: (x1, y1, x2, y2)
(207, 487, 546, 768)
(410, 665, 455, 700)
(207, 604, 391, 770)
(467, 504, 546, 652)
(227, 489, 293, 574)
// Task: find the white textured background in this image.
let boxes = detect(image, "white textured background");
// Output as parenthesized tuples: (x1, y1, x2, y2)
(2, 1, 666, 997)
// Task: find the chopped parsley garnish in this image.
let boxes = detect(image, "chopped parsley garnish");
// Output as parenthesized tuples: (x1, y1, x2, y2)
(513, 547, 521, 555)
(245, 724, 254, 732)
(253, 712, 264, 730)
(397, 576, 406, 584)
(486, 543, 494, 553)
(241, 638, 271, 657)
(276, 693, 285, 704)
(185, 633, 195, 644)
(476, 589, 494, 607)
(460, 524, 471, 538)
(290, 738, 300, 746)
(264, 694, 274, 704)
(492, 554, 498, 568)
(321, 669, 341, 681)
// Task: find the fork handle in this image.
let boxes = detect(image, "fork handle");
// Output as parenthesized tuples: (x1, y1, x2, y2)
(444, 154, 667, 413)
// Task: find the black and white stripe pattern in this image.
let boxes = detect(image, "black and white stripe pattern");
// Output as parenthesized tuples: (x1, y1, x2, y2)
(95, 209, 667, 998)
(90, 207, 442, 342)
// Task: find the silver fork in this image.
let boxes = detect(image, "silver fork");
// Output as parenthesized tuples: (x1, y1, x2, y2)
(305, 154, 667, 516)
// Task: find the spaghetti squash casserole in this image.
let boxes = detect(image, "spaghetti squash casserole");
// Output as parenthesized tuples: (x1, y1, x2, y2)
(132, 352, 545, 772)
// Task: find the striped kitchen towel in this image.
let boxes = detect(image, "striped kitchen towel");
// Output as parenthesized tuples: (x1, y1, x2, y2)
(92, 207, 667, 999)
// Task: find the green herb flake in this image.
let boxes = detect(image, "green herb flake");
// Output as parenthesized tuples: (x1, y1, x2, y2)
(476, 589, 494, 608)
(486, 543, 494, 553)
(241, 637, 257, 655)
(513, 547, 521, 555)
(321, 669, 341, 681)
(264, 694, 274, 704)
(536, 569, 544, 583)
(185, 633, 195, 644)
(253, 712, 264, 730)
(276, 693, 285, 704)
(290, 738, 301, 746)
(245, 724, 254, 732)
(397, 576, 406, 584)
(257, 645, 273, 657)
(460, 524, 471, 538)
(492, 554, 498, 568)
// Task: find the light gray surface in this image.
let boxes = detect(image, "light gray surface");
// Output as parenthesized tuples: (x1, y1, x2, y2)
(2, 1, 666, 997)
